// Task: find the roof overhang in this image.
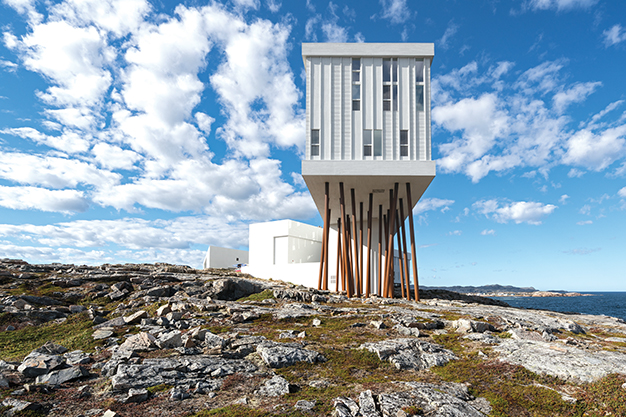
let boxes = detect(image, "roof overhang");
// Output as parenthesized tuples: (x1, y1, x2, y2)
(302, 43, 435, 65)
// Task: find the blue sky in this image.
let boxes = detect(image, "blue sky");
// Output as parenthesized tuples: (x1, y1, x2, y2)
(1, 0, 625, 291)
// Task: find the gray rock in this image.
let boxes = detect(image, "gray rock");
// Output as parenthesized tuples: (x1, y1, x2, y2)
(35, 365, 88, 386)
(257, 375, 296, 397)
(1, 398, 43, 416)
(463, 333, 501, 345)
(18, 353, 65, 378)
(102, 410, 119, 417)
(92, 329, 114, 340)
(93, 316, 126, 329)
(124, 310, 148, 325)
(205, 278, 263, 301)
(312, 318, 322, 327)
(256, 342, 326, 368)
(294, 399, 316, 412)
(156, 304, 172, 317)
(393, 324, 421, 337)
(359, 390, 380, 417)
(453, 319, 494, 333)
(69, 305, 87, 314)
(156, 330, 183, 349)
(146, 286, 174, 298)
(123, 387, 149, 403)
(111, 355, 257, 391)
(495, 339, 626, 382)
(169, 387, 190, 401)
(205, 331, 227, 349)
(118, 332, 157, 352)
(64, 350, 91, 365)
(359, 338, 457, 370)
(370, 320, 386, 329)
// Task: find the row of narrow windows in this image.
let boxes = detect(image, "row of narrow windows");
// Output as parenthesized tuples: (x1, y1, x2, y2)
(351, 58, 424, 113)
(310, 129, 409, 158)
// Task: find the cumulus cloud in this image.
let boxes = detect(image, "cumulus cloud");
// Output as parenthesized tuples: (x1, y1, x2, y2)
(0, 185, 89, 213)
(618, 186, 626, 198)
(523, 0, 598, 12)
(433, 59, 625, 182)
(379, 0, 411, 24)
(481, 229, 496, 235)
(413, 198, 455, 214)
(473, 199, 557, 225)
(603, 24, 626, 47)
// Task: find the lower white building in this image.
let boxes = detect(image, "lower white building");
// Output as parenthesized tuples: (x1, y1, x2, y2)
(202, 246, 249, 270)
(241, 219, 407, 290)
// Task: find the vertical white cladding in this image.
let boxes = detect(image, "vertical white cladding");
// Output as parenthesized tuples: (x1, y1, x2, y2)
(304, 43, 434, 163)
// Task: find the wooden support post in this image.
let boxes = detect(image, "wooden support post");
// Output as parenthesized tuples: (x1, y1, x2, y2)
(339, 183, 351, 297)
(359, 201, 364, 295)
(318, 182, 329, 290)
(399, 198, 411, 300)
(383, 212, 389, 297)
(336, 217, 341, 292)
(377, 204, 383, 296)
(406, 183, 420, 302)
(323, 207, 331, 290)
(365, 193, 373, 297)
(346, 215, 355, 296)
(384, 183, 399, 298)
(350, 189, 361, 297)
(396, 209, 406, 300)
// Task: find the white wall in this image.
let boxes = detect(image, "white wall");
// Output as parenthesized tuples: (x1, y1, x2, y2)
(203, 246, 249, 269)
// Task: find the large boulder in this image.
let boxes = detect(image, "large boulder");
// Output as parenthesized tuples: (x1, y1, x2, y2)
(204, 278, 263, 301)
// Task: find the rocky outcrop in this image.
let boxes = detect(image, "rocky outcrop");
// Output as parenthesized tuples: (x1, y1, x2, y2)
(360, 338, 457, 370)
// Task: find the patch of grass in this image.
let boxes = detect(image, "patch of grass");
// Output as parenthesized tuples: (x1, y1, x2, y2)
(146, 384, 172, 395)
(6, 282, 64, 299)
(576, 373, 626, 416)
(0, 312, 103, 361)
(402, 405, 424, 416)
(237, 289, 275, 302)
(431, 333, 464, 355)
(432, 359, 576, 416)
(497, 331, 512, 339)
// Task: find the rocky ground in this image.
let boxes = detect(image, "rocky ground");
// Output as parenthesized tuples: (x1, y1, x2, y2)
(1, 259, 626, 416)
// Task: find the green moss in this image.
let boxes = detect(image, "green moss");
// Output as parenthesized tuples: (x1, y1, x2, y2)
(496, 331, 512, 339)
(431, 333, 464, 355)
(0, 312, 103, 361)
(146, 384, 172, 394)
(237, 289, 275, 302)
(576, 373, 626, 416)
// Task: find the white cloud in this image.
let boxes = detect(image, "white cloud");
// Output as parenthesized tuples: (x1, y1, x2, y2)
(1, 127, 90, 153)
(321, 21, 348, 42)
(481, 229, 496, 235)
(266, 0, 281, 12)
(559, 194, 570, 204)
(524, 0, 598, 12)
(0, 59, 18, 72)
(553, 81, 601, 114)
(448, 230, 462, 236)
(0, 185, 89, 213)
(576, 220, 592, 225)
(413, 198, 455, 215)
(305, 16, 320, 41)
(562, 125, 626, 171)
(91, 143, 141, 170)
(439, 21, 458, 50)
(379, 0, 411, 24)
(3, 0, 42, 23)
(231, 0, 260, 10)
(603, 24, 626, 47)
(618, 186, 626, 198)
(579, 204, 591, 215)
(473, 199, 557, 225)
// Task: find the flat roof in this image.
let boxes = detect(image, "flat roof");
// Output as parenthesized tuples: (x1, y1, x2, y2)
(302, 43, 435, 61)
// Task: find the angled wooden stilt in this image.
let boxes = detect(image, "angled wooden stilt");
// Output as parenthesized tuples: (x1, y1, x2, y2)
(318, 182, 329, 290)
(365, 193, 373, 297)
(350, 189, 361, 297)
(339, 183, 352, 298)
(377, 204, 383, 296)
(396, 209, 406, 300)
(399, 198, 411, 300)
(359, 201, 364, 295)
(323, 207, 331, 290)
(384, 183, 399, 298)
(336, 217, 342, 293)
(406, 183, 420, 302)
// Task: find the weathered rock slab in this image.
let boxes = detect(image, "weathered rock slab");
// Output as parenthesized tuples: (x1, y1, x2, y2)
(359, 338, 457, 370)
(256, 342, 325, 368)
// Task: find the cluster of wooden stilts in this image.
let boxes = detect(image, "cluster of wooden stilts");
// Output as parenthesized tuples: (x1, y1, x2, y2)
(317, 182, 420, 301)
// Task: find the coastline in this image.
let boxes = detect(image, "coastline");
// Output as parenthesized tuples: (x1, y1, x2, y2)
(468, 291, 595, 298)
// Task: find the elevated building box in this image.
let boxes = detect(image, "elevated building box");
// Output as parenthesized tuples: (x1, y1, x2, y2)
(243, 42, 436, 299)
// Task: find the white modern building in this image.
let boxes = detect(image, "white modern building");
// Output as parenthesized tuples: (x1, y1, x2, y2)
(233, 43, 435, 300)
(202, 246, 248, 270)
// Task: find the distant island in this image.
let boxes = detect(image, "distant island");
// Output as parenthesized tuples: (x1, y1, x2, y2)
(421, 284, 593, 298)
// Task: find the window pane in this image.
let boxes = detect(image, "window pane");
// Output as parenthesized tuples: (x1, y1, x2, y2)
(363, 145, 372, 157)
(383, 59, 391, 82)
(393, 59, 398, 82)
(352, 71, 359, 82)
(311, 144, 319, 156)
(363, 129, 372, 145)
(400, 146, 408, 157)
(383, 85, 390, 100)
(400, 130, 408, 145)
(352, 84, 360, 100)
(415, 59, 424, 83)
(352, 100, 360, 111)
(383, 101, 390, 111)
(374, 130, 382, 157)
(352, 58, 360, 71)
(416, 85, 424, 111)
(311, 129, 319, 144)
(393, 85, 398, 111)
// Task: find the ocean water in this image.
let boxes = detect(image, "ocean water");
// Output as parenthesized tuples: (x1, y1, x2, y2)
(491, 292, 626, 322)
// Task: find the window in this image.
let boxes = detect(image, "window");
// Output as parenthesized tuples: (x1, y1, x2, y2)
(311, 129, 320, 156)
(363, 129, 372, 157)
(364, 129, 383, 157)
(373, 129, 382, 157)
(400, 130, 409, 157)
(352, 58, 360, 111)
(415, 85, 424, 112)
(383, 58, 398, 112)
(415, 59, 424, 112)
(383, 85, 391, 111)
